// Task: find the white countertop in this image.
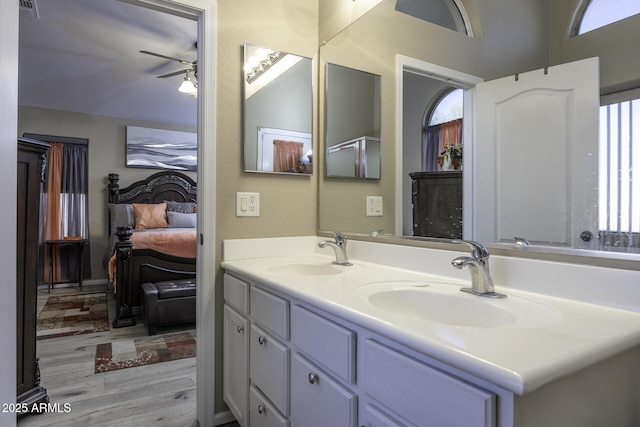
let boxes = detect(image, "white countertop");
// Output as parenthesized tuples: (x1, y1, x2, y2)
(221, 237, 640, 395)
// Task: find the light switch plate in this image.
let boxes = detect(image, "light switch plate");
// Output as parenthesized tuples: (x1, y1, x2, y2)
(236, 192, 260, 216)
(366, 196, 383, 216)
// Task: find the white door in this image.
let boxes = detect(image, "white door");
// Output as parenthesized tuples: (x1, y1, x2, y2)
(473, 57, 600, 249)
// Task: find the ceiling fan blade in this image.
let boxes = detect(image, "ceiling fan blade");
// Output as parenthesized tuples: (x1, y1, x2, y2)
(157, 69, 190, 78)
(140, 50, 193, 65)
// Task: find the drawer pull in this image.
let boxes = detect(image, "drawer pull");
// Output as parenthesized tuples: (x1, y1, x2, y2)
(237, 325, 244, 333)
(258, 335, 267, 345)
(308, 372, 319, 384)
(257, 404, 266, 414)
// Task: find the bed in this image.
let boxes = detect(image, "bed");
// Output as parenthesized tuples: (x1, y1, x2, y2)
(106, 171, 197, 328)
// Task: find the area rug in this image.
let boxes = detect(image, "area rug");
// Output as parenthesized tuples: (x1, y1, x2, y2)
(94, 331, 196, 373)
(37, 293, 109, 339)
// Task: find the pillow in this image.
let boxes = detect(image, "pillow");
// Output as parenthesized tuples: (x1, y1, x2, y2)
(132, 203, 168, 229)
(167, 211, 197, 228)
(108, 203, 134, 232)
(165, 201, 196, 214)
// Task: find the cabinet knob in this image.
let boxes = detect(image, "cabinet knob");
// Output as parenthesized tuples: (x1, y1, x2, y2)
(237, 325, 244, 333)
(257, 404, 266, 414)
(258, 335, 267, 345)
(308, 372, 319, 384)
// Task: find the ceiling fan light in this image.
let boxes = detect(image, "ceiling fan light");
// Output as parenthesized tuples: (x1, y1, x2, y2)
(178, 76, 197, 95)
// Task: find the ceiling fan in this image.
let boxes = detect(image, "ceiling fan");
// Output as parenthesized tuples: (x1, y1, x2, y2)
(140, 48, 198, 96)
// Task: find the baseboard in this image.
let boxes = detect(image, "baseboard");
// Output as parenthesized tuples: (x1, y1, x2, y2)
(37, 278, 109, 291)
(214, 410, 236, 426)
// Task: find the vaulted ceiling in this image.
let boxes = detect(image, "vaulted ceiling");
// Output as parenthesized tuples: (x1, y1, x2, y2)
(18, 0, 198, 127)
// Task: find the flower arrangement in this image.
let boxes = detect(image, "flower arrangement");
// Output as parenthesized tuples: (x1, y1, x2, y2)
(437, 144, 462, 171)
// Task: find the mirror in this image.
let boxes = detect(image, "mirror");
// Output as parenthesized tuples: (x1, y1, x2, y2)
(243, 43, 313, 175)
(325, 63, 381, 179)
(318, 0, 640, 267)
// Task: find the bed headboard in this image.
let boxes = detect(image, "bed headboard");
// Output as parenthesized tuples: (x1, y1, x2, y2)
(108, 171, 197, 205)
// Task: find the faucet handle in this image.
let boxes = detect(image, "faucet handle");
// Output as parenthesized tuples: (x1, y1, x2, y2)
(327, 230, 347, 244)
(453, 239, 490, 261)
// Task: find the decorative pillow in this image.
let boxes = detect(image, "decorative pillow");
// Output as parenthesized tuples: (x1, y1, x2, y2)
(165, 200, 196, 214)
(108, 203, 134, 232)
(167, 211, 197, 228)
(132, 203, 168, 229)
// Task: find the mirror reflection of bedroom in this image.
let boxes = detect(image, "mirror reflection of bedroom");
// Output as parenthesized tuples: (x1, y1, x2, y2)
(16, 1, 201, 425)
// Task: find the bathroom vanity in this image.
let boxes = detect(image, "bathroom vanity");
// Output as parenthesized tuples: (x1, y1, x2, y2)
(222, 236, 640, 427)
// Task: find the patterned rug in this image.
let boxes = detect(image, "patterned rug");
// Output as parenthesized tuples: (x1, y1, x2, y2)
(37, 293, 109, 339)
(94, 331, 196, 374)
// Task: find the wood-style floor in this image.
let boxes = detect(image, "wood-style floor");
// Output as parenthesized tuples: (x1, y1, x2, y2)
(18, 284, 239, 427)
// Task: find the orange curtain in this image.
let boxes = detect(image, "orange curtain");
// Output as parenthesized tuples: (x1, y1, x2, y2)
(439, 119, 462, 153)
(273, 140, 303, 172)
(44, 142, 64, 283)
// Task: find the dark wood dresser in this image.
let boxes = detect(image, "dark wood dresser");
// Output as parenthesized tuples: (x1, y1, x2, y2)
(17, 137, 49, 409)
(410, 171, 463, 239)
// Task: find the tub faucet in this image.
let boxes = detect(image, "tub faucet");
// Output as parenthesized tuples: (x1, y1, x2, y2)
(451, 240, 506, 298)
(318, 231, 352, 266)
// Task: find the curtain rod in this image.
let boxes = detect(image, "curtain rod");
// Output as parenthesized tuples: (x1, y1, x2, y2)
(22, 133, 89, 146)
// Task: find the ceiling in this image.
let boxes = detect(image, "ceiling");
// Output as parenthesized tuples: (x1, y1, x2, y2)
(18, 0, 198, 127)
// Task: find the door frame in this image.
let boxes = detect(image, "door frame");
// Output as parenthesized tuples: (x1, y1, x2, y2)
(395, 55, 483, 237)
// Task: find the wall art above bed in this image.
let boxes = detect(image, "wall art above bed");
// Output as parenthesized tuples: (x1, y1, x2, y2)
(126, 126, 197, 171)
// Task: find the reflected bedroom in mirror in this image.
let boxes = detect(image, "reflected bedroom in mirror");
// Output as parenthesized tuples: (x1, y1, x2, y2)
(243, 43, 313, 175)
(325, 63, 381, 179)
(318, 0, 640, 267)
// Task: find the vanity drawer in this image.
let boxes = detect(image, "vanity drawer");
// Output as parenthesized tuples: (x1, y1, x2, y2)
(363, 403, 406, 427)
(251, 286, 289, 340)
(290, 304, 356, 384)
(363, 339, 495, 427)
(250, 385, 290, 427)
(290, 353, 357, 427)
(250, 324, 290, 416)
(224, 273, 249, 315)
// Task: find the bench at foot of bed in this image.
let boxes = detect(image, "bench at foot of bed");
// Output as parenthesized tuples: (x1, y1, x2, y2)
(141, 279, 197, 335)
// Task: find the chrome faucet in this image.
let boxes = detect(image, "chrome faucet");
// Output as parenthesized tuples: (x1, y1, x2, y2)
(451, 240, 506, 298)
(318, 231, 352, 266)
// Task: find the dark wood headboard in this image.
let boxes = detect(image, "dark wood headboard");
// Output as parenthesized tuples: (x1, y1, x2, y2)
(107, 171, 197, 205)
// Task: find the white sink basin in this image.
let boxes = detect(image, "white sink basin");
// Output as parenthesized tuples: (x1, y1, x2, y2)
(267, 263, 345, 276)
(357, 282, 561, 328)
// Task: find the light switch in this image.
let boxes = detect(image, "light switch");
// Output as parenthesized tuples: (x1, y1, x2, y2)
(366, 196, 383, 216)
(237, 192, 260, 216)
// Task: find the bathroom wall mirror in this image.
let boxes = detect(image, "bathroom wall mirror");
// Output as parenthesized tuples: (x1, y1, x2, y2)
(243, 43, 313, 175)
(325, 63, 381, 179)
(318, 0, 640, 268)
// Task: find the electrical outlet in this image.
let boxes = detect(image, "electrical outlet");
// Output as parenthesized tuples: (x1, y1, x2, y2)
(236, 192, 260, 216)
(366, 196, 383, 216)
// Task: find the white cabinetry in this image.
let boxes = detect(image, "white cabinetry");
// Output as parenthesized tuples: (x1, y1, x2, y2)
(223, 274, 250, 427)
(223, 271, 497, 427)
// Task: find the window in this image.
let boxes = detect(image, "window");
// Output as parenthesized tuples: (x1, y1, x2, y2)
(575, 0, 640, 35)
(598, 92, 640, 239)
(395, 0, 470, 35)
(423, 88, 463, 171)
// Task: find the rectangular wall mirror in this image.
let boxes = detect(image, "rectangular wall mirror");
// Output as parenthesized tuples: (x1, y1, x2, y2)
(325, 63, 381, 179)
(243, 43, 313, 175)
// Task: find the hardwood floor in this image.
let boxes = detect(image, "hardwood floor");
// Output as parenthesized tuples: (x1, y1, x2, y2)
(17, 284, 209, 427)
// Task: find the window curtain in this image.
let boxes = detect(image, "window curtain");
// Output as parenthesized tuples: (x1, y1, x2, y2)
(422, 124, 441, 171)
(273, 140, 303, 172)
(423, 118, 463, 171)
(43, 143, 64, 283)
(42, 142, 91, 283)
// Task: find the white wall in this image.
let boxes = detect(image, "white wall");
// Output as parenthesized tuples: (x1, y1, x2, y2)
(0, 0, 19, 425)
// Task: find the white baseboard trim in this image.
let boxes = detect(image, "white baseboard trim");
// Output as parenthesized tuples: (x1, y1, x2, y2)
(214, 410, 236, 426)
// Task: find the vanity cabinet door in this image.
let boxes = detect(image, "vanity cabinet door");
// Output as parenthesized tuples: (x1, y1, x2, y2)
(290, 353, 357, 427)
(223, 305, 249, 427)
(290, 304, 356, 384)
(250, 386, 290, 427)
(250, 324, 290, 416)
(364, 339, 495, 427)
(362, 403, 407, 427)
(251, 286, 289, 340)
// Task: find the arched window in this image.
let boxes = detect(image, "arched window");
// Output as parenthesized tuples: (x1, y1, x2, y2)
(423, 88, 463, 171)
(574, 0, 640, 35)
(395, 0, 471, 36)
